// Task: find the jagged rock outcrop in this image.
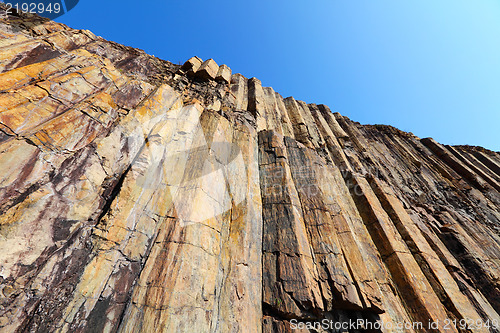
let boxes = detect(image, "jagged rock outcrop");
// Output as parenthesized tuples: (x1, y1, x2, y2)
(1, 7, 500, 333)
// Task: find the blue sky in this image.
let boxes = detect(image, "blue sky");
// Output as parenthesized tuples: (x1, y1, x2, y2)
(57, 0, 500, 151)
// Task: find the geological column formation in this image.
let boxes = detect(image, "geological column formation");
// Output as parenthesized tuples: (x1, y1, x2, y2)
(0, 9, 500, 333)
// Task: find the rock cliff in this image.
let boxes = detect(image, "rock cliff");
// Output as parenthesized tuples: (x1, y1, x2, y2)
(1, 8, 500, 333)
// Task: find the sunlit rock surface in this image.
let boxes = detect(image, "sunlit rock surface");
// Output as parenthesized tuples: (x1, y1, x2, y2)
(1, 7, 500, 333)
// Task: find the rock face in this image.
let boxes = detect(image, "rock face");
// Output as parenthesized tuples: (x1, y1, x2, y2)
(1, 8, 500, 333)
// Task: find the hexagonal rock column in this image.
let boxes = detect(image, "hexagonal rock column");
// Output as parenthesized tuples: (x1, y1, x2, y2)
(195, 58, 219, 80)
(216, 64, 232, 84)
(181, 56, 202, 74)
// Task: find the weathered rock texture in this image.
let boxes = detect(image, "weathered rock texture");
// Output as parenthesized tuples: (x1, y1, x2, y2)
(1, 8, 500, 333)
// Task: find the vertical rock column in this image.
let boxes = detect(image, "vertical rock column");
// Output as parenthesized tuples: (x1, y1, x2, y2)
(117, 109, 263, 333)
(259, 130, 324, 324)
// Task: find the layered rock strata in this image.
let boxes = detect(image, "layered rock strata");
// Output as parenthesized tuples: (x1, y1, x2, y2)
(0, 8, 500, 333)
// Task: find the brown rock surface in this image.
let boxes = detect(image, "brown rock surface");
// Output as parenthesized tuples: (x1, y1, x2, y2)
(216, 64, 232, 84)
(181, 56, 203, 74)
(196, 59, 219, 81)
(0, 7, 500, 333)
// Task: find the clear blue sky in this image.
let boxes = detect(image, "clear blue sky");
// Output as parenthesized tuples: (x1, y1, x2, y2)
(57, 0, 500, 151)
